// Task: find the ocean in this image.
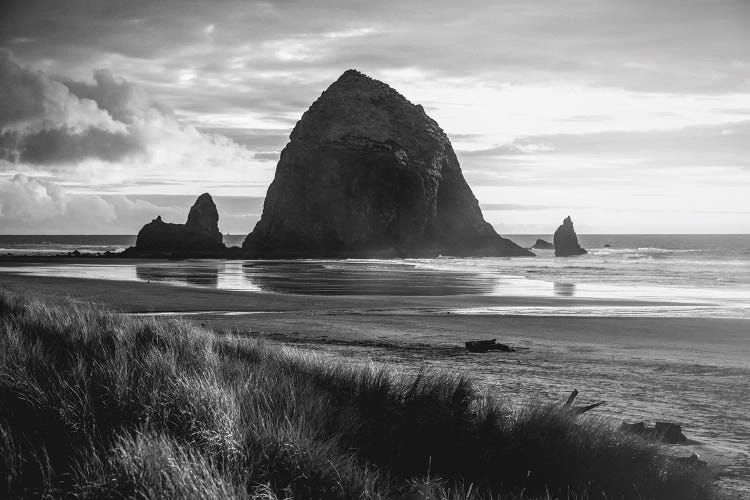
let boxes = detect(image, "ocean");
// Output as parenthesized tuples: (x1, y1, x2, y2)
(1, 234, 749, 318)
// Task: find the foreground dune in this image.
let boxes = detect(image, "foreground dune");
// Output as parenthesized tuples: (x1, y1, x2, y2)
(0, 291, 722, 499)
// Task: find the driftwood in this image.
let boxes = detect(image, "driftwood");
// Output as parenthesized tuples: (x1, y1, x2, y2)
(620, 421, 688, 444)
(465, 339, 516, 353)
(565, 389, 579, 406)
(563, 389, 606, 415)
(561, 391, 692, 446)
(574, 401, 606, 415)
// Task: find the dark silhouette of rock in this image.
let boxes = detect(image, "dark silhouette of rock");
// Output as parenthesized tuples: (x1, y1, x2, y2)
(619, 421, 688, 444)
(185, 193, 223, 246)
(465, 339, 516, 353)
(675, 453, 707, 468)
(603, 243, 612, 248)
(125, 193, 225, 258)
(553, 282, 576, 296)
(531, 238, 554, 250)
(553, 216, 587, 257)
(243, 69, 532, 258)
(620, 421, 647, 435)
(655, 422, 688, 443)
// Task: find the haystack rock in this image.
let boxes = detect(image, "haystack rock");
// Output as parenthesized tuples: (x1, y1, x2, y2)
(127, 193, 225, 257)
(243, 69, 532, 258)
(553, 216, 587, 257)
(531, 238, 554, 250)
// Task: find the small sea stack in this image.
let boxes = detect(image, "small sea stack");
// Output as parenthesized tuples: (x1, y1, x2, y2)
(243, 69, 532, 258)
(553, 216, 587, 257)
(125, 193, 225, 258)
(531, 238, 554, 250)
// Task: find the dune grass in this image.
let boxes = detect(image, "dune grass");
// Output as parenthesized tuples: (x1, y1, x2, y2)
(0, 291, 719, 499)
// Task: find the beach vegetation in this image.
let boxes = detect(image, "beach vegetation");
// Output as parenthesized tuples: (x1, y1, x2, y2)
(0, 292, 719, 499)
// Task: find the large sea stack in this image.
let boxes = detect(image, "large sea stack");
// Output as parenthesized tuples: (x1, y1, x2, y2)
(126, 193, 225, 257)
(243, 70, 532, 258)
(553, 216, 587, 257)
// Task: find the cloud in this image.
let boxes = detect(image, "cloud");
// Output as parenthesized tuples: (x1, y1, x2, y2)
(196, 127, 289, 151)
(0, 127, 141, 165)
(0, 53, 147, 164)
(0, 51, 123, 135)
(0, 174, 264, 234)
(63, 68, 172, 123)
(481, 203, 561, 211)
(459, 143, 554, 157)
(0, 52, 268, 197)
(253, 151, 280, 161)
(462, 121, 750, 169)
(2, 0, 748, 105)
(0, 174, 119, 232)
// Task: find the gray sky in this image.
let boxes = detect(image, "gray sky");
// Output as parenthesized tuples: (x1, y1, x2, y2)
(1, 0, 749, 234)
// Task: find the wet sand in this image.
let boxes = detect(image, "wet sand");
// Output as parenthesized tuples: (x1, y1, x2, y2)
(0, 264, 677, 312)
(1, 270, 749, 492)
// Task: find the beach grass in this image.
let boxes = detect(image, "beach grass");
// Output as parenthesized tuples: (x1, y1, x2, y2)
(0, 291, 719, 499)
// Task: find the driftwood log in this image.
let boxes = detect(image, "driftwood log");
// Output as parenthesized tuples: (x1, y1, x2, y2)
(563, 389, 606, 415)
(620, 421, 688, 444)
(465, 339, 516, 353)
(565, 389, 579, 406)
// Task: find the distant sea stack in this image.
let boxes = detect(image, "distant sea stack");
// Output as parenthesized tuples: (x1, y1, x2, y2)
(126, 193, 225, 257)
(243, 69, 532, 258)
(531, 238, 554, 250)
(553, 216, 587, 257)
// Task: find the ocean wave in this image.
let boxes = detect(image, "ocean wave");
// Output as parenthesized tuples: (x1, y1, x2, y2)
(525, 266, 610, 272)
(444, 305, 749, 319)
(0, 246, 127, 254)
(591, 247, 703, 255)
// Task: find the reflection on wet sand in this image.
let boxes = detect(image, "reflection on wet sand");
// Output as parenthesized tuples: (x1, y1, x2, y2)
(242, 261, 497, 295)
(554, 282, 576, 296)
(136, 261, 221, 288)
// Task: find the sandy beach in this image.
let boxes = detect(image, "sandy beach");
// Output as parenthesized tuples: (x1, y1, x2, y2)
(1, 265, 749, 494)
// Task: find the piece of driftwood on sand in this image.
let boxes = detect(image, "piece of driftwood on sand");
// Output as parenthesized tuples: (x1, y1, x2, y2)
(563, 389, 607, 415)
(620, 421, 689, 444)
(465, 339, 516, 353)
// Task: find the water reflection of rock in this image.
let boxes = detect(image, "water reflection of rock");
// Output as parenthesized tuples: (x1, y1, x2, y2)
(242, 261, 496, 296)
(136, 262, 221, 288)
(553, 282, 576, 297)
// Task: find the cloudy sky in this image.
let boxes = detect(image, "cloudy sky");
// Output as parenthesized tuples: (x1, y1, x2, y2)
(1, 0, 749, 234)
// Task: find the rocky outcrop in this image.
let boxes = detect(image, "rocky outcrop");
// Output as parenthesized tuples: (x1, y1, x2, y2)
(620, 421, 688, 444)
(465, 339, 516, 353)
(125, 193, 225, 257)
(531, 238, 554, 250)
(243, 69, 532, 258)
(553, 216, 587, 257)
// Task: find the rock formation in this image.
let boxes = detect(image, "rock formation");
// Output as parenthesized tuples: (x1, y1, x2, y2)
(531, 238, 554, 250)
(553, 216, 587, 257)
(620, 421, 688, 444)
(243, 69, 532, 258)
(126, 193, 225, 257)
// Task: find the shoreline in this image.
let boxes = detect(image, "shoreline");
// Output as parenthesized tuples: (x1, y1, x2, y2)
(0, 271, 683, 311)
